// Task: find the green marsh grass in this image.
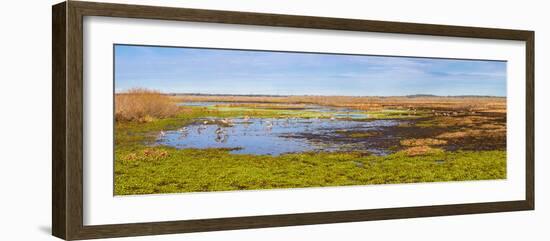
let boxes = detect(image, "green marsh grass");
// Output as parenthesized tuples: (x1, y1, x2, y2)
(115, 147, 506, 195)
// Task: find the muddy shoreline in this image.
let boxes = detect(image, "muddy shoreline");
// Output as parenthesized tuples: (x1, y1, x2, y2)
(285, 113, 506, 155)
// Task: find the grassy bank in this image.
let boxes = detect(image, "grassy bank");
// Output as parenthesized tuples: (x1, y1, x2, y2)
(115, 146, 505, 195)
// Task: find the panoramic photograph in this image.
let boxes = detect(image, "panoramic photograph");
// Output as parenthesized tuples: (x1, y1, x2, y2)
(113, 44, 507, 195)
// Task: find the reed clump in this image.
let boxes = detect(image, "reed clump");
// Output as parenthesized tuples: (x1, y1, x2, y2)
(115, 88, 179, 122)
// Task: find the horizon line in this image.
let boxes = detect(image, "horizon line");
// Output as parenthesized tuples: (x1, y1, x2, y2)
(114, 91, 506, 98)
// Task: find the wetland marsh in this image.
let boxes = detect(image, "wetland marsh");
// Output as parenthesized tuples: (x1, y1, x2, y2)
(115, 94, 507, 195)
(113, 44, 507, 195)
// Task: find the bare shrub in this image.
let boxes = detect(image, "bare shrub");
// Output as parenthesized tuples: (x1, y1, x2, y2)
(115, 88, 179, 122)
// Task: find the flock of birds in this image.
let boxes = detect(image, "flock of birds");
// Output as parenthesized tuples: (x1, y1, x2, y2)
(156, 114, 342, 143)
(156, 107, 476, 142)
(430, 109, 477, 117)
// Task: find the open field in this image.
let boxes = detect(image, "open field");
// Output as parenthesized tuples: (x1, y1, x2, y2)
(114, 92, 506, 195)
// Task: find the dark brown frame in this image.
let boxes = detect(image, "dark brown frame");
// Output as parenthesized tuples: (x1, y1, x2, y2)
(52, 1, 535, 240)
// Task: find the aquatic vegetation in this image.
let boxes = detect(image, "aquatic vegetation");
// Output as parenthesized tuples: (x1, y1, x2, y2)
(335, 130, 382, 138)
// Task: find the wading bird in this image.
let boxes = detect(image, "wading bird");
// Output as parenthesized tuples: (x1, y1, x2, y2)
(220, 118, 233, 126)
(197, 125, 206, 134)
(158, 130, 166, 139)
(214, 127, 228, 143)
(265, 120, 273, 129)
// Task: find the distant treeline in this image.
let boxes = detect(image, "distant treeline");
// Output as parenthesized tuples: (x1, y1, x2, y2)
(165, 93, 505, 98)
(404, 94, 505, 98)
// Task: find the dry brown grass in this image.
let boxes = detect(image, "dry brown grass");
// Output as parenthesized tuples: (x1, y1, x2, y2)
(399, 137, 448, 156)
(172, 95, 506, 113)
(478, 123, 506, 130)
(417, 115, 503, 128)
(115, 88, 180, 122)
(437, 131, 476, 139)
(400, 146, 443, 156)
(122, 148, 170, 162)
(400, 138, 447, 146)
(437, 128, 505, 139)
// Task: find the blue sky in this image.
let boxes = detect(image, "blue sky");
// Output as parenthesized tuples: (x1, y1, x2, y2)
(114, 45, 507, 96)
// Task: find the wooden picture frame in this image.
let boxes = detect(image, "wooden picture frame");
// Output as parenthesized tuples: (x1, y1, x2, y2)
(52, 1, 534, 240)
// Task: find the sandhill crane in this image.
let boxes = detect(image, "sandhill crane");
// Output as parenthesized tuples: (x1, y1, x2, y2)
(214, 127, 228, 143)
(220, 118, 233, 126)
(197, 125, 206, 134)
(265, 120, 273, 129)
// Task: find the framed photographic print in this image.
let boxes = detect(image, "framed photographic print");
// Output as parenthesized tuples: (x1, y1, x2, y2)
(52, 1, 534, 240)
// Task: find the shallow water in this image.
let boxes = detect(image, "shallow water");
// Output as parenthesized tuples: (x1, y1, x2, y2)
(157, 116, 400, 156)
